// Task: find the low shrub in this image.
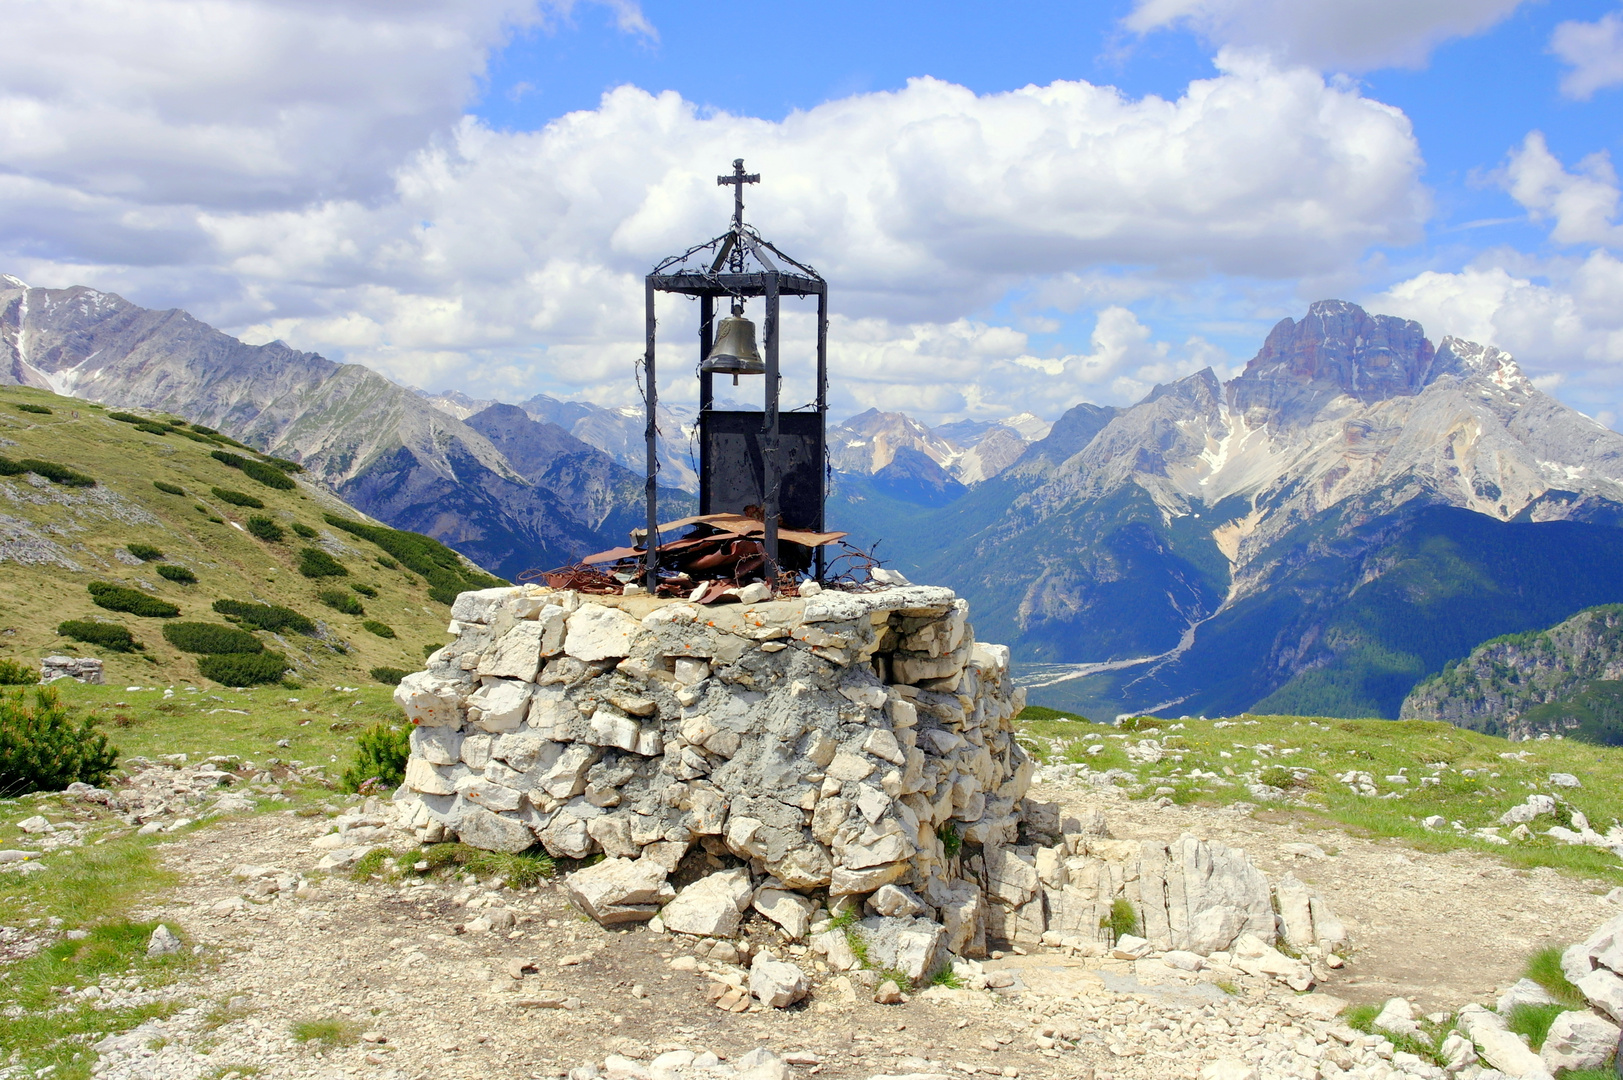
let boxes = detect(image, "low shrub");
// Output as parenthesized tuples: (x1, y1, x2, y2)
(126, 543, 164, 562)
(422, 643, 439, 658)
(17, 459, 95, 486)
(13, 403, 51, 415)
(318, 589, 364, 615)
(0, 685, 119, 794)
(263, 456, 303, 473)
(245, 515, 285, 542)
(58, 620, 141, 653)
(369, 666, 407, 685)
(361, 620, 396, 639)
(211, 599, 316, 635)
(107, 411, 146, 424)
(88, 582, 179, 618)
(162, 622, 263, 655)
(0, 456, 24, 476)
(340, 723, 411, 793)
(377, 556, 398, 569)
(0, 659, 39, 686)
(350, 582, 378, 598)
(152, 480, 186, 496)
(198, 651, 288, 686)
(156, 564, 197, 584)
(211, 487, 264, 509)
(210, 450, 295, 490)
(291, 522, 317, 539)
(298, 547, 347, 578)
(189, 423, 219, 435)
(134, 422, 171, 436)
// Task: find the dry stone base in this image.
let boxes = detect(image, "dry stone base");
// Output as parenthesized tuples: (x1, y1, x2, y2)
(396, 583, 1031, 958)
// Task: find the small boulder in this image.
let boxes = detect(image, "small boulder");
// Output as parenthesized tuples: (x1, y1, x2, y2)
(748, 953, 808, 1008)
(1372, 997, 1419, 1039)
(146, 924, 182, 957)
(661, 868, 753, 938)
(753, 888, 816, 941)
(1496, 977, 1558, 1015)
(873, 979, 904, 1005)
(564, 858, 674, 925)
(1541, 1009, 1619, 1073)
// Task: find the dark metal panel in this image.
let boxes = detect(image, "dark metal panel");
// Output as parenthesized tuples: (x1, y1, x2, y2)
(643, 278, 659, 590)
(699, 411, 824, 533)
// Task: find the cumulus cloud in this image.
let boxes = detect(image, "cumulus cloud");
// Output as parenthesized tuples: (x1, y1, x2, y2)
(148, 56, 1421, 417)
(1503, 132, 1623, 247)
(2, 3, 1425, 424)
(1123, 0, 1526, 71)
(1551, 7, 1623, 100)
(1371, 251, 1623, 419)
(0, 0, 648, 210)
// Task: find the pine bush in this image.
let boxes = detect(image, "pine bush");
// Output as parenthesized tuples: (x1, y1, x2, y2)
(107, 411, 145, 424)
(264, 456, 303, 473)
(240, 461, 293, 489)
(0, 456, 23, 476)
(14, 459, 95, 486)
(369, 666, 407, 685)
(198, 651, 288, 686)
(291, 522, 317, 539)
(340, 723, 410, 793)
(0, 660, 39, 686)
(126, 543, 164, 562)
(163, 622, 263, 654)
(245, 516, 285, 542)
(58, 620, 141, 653)
(88, 582, 179, 618)
(189, 423, 219, 435)
(211, 599, 317, 635)
(152, 480, 186, 496)
(361, 620, 396, 639)
(350, 582, 377, 597)
(318, 588, 364, 615)
(156, 564, 197, 584)
(298, 547, 347, 578)
(0, 685, 119, 794)
(321, 514, 504, 602)
(211, 487, 264, 509)
(13, 403, 51, 415)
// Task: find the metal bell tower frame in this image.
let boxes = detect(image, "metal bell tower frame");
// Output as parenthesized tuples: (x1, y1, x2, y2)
(641, 159, 829, 590)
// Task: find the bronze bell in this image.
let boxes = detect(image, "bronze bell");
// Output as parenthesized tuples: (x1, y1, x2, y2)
(701, 305, 764, 383)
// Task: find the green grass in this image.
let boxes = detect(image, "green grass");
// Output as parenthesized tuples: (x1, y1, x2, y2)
(1, 382, 469, 686)
(1105, 897, 1139, 939)
(1015, 708, 1623, 883)
(290, 1018, 360, 1047)
(1525, 946, 1589, 1007)
(404, 843, 555, 886)
(1505, 1003, 1567, 1051)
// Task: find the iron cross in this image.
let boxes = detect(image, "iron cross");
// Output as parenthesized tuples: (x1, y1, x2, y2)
(717, 158, 760, 231)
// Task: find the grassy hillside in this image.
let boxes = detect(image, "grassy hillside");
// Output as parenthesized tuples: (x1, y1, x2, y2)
(1019, 707, 1623, 883)
(0, 385, 498, 688)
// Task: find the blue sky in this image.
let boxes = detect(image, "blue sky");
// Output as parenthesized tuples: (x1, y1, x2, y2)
(4, 0, 1623, 424)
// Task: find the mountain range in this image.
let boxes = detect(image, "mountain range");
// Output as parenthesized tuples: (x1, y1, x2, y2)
(7, 275, 1623, 722)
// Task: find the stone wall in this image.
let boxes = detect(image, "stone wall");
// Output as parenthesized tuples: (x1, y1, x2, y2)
(393, 582, 1032, 957)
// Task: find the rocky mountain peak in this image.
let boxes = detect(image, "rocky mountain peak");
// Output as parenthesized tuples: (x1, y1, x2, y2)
(1431, 336, 1535, 395)
(1231, 300, 1435, 423)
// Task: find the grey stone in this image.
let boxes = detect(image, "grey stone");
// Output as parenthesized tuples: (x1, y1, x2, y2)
(1497, 978, 1558, 1015)
(1577, 968, 1623, 1023)
(564, 858, 674, 924)
(753, 888, 816, 940)
(146, 924, 182, 957)
(1542, 1009, 1619, 1072)
(661, 868, 753, 937)
(856, 916, 949, 983)
(1458, 1004, 1554, 1080)
(454, 805, 534, 853)
(748, 954, 808, 1008)
(564, 604, 641, 662)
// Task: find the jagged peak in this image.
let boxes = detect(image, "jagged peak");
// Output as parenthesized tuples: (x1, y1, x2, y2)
(1, 274, 28, 290)
(1432, 336, 1535, 394)
(1143, 367, 1221, 406)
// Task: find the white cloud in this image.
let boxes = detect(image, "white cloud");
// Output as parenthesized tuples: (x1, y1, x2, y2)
(0, 0, 648, 210)
(1551, 8, 1623, 100)
(1371, 251, 1623, 417)
(1124, 0, 1526, 71)
(2, 5, 1424, 424)
(1503, 132, 1623, 246)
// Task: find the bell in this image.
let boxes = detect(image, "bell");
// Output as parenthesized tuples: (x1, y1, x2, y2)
(701, 305, 764, 383)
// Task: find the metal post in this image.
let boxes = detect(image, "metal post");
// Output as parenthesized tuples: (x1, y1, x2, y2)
(815, 284, 828, 581)
(643, 278, 659, 592)
(698, 294, 714, 517)
(762, 273, 780, 577)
